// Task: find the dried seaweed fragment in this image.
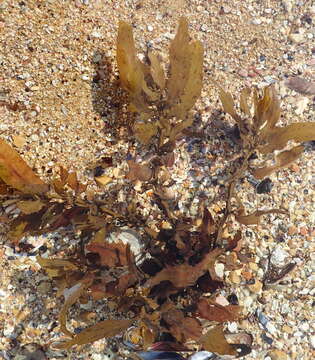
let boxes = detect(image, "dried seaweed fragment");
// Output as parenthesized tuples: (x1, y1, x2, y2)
(54, 319, 133, 350)
(0, 139, 48, 194)
(199, 325, 237, 356)
(116, 17, 204, 147)
(167, 17, 204, 119)
(214, 84, 315, 186)
(144, 247, 223, 288)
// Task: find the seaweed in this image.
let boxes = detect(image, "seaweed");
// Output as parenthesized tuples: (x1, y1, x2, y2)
(0, 17, 314, 358)
(117, 17, 203, 149)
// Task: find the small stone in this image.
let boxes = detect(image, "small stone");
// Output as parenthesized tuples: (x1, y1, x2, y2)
(249, 262, 258, 271)
(93, 53, 102, 63)
(91, 30, 102, 38)
(300, 322, 309, 331)
(25, 81, 34, 88)
(12, 135, 26, 148)
(230, 271, 241, 284)
(282, 325, 292, 333)
(295, 97, 309, 115)
(242, 270, 252, 280)
(310, 335, 315, 348)
(290, 163, 300, 172)
(30, 134, 39, 141)
(215, 295, 230, 306)
(268, 349, 288, 360)
(227, 322, 238, 332)
(262, 332, 274, 344)
(263, 75, 276, 84)
(248, 279, 263, 293)
(288, 225, 297, 235)
(200, 24, 207, 32)
(214, 263, 224, 278)
(266, 322, 277, 335)
(289, 33, 304, 43)
(147, 25, 153, 32)
(248, 69, 257, 77)
(299, 226, 308, 236)
(222, 6, 231, 14)
(238, 69, 248, 77)
(252, 18, 262, 25)
(61, 104, 68, 115)
(81, 74, 89, 81)
(270, 245, 289, 267)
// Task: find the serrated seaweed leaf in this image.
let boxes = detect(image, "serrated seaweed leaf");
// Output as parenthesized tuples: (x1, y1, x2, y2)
(144, 248, 223, 288)
(235, 209, 288, 226)
(253, 145, 304, 179)
(86, 240, 132, 267)
(117, 21, 143, 93)
(59, 277, 94, 337)
(37, 256, 79, 278)
(170, 41, 203, 119)
(126, 160, 153, 182)
(167, 18, 203, 118)
(163, 309, 202, 342)
(260, 122, 315, 153)
(240, 87, 251, 116)
(213, 81, 239, 121)
(254, 85, 280, 134)
(0, 139, 48, 194)
(7, 220, 27, 245)
(54, 319, 133, 349)
(167, 17, 191, 102)
(116, 21, 149, 113)
(199, 325, 237, 356)
(196, 298, 242, 322)
(17, 200, 45, 215)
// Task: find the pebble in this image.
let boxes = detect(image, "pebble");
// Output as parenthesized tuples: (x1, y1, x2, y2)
(248, 279, 263, 293)
(30, 134, 39, 141)
(252, 18, 262, 25)
(295, 97, 309, 115)
(257, 310, 269, 327)
(230, 270, 241, 284)
(263, 75, 276, 84)
(270, 245, 289, 267)
(93, 53, 102, 63)
(60, 104, 68, 115)
(200, 24, 208, 32)
(147, 25, 153, 32)
(214, 263, 224, 278)
(289, 33, 304, 43)
(268, 349, 288, 360)
(238, 69, 248, 77)
(310, 335, 315, 348)
(262, 332, 274, 344)
(266, 322, 277, 335)
(91, 30, 102, 38)
(189, 352, 215, 360)
(227, 322, 238, 332)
